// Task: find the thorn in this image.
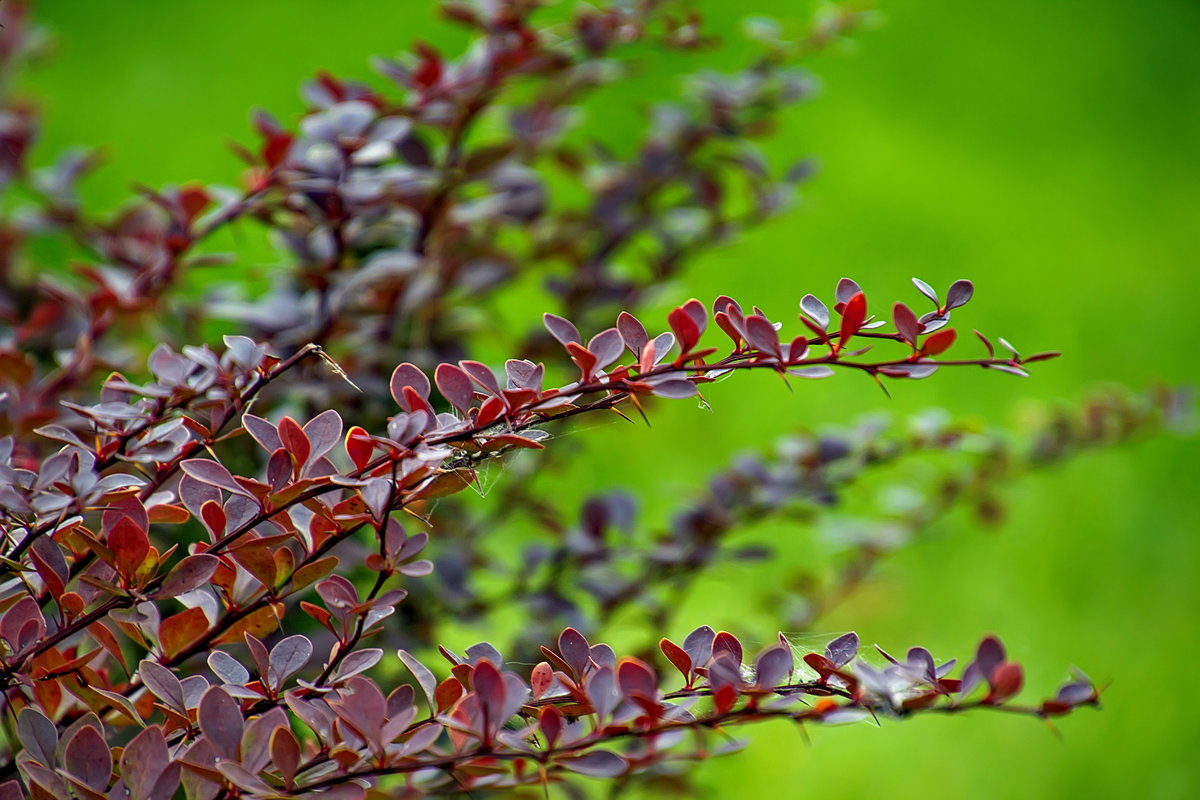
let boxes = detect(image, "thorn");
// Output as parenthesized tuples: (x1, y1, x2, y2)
(628, 394, 651, 426)
(309, 344, 361, 392)
(610, 406, 635, 425)
(871, 372, 891, 399)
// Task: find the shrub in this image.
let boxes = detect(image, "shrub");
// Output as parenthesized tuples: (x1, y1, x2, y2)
(0, 1, 1181, 797)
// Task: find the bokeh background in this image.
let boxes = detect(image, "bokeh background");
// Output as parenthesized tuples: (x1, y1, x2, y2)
(24, 0, 1199, 797)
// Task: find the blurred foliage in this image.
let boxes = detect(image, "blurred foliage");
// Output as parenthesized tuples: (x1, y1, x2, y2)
(20, 0, 1200, 797)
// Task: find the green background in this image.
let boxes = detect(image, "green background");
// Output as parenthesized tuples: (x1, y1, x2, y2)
(24, 0, 1199, 797)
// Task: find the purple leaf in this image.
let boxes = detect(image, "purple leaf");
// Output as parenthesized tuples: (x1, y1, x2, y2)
(825, 632, 859, 667)
(558, 750, 627, 778)
(799, 294, 829, 329)
(985, 363, 1030, 377)
(558, 628, 591, 677)
(975, 636, 1006, 679)
(787, 366, 835, 379)
(361, 477, 392, 520)
(16, 707, 57, 767)
(120, 725, 169, 800)
(543, 313, 581, 346)
(836, 278, 862, 305)
(397, 649, 437, 711)
(156, 554, 219, 598)
(62, 725, 111, 791)
(459, 360, 500, 395)
(208, 651, 251, 686)
(616, 311, 648, 355)
(879, 362, 938, 379)
(651, 379, 698, 399)
(743, 315, 781, 358)
(140, 659, 185, 711)
(180, 460, 252, 498)
(269, 635, 313, 689)
(754, 645, 793, 688)
(912, 277, 939, 305)
(198, 686, 243, 761)
(242, 414, 282, 453)
(683, 625, 715, 667)
(303, 409, 343, 461)
(588, 328, 624, 372)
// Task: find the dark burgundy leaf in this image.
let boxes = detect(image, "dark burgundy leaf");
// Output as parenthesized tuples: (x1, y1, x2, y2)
(945, 279, 974, 310)
(893, 301, 921, 345)
(616, 311, 648, 355)
(743, 314, 781, 359)
(390, 362, 431, 409)
(712, 631, 743, 665)
(558, 628, 590, 677)
(435, 363, 475, 413)
(616, 657, 657, 699)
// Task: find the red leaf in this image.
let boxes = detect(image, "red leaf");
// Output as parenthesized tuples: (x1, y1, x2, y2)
(199, 500, 226, 540)
(344, 426, 373, 472)
(107, 517, 149, 580)
(713, 683, 738, 715)
(538, 705, 563, 746)
(712, 631, 743, 665)
(659, 638, 692, 682)
(985, 662, 1024, 704)
(390, 363, 431, 409)
(668, 306, 701, 354)
(922, 328, 957, 356)
(892, 301, 921, 345)
(277, 416, 311, 469)
(435, 676, 463, 712)
(838, 291, 867, 347)
(178, 185, 210, 224)
(159, 607, 209, 660)
(616, 657, 657, 699)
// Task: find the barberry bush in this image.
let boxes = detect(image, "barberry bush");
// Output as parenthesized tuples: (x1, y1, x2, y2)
(0, 1, 1185, 797)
